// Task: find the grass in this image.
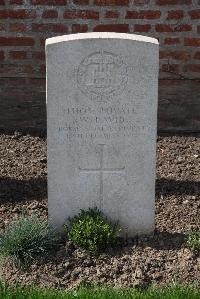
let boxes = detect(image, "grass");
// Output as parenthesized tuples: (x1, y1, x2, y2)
(186, 230, 200, 253)
(0, 216, 60, 268)
(0, 283, 200, 299)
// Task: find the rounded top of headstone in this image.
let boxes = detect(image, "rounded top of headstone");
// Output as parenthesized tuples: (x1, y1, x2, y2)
(46, 32, 159, 46)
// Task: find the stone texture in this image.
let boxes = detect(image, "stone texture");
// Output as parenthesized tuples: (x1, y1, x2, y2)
(46, 32, 159, 236)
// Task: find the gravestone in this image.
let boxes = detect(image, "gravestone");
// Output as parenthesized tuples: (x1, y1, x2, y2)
(46, 32, 159, 236)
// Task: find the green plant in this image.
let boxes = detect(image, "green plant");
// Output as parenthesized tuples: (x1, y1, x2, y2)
(0, 216, 60, 268)
(0, 281, 200, 299)
(64, 208, 120, 254)
(185, 230, 200, 252)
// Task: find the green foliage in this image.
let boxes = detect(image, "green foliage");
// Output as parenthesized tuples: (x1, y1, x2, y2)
(0, 216, 60, 268)
(64, 208, 120, 254)
(185, 230, 200, 252)
(0, 281, 200, 299)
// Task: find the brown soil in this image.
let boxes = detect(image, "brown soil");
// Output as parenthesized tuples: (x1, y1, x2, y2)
(0, 133, 200, 289)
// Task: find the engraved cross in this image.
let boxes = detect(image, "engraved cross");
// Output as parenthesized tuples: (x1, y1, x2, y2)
(79, 144, 125, 210)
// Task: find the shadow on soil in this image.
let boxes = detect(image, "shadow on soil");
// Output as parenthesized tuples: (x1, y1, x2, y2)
(0, 177, 199, 203)
(111, 231, 186, 256)
(0, 177, 47, 204)
(156, 178, 200, 196)
(103, 231, 186, 259)
(136, 230, 186, 250)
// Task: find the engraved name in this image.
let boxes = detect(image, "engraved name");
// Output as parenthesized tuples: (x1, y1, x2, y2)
(56, 104, 151, 141)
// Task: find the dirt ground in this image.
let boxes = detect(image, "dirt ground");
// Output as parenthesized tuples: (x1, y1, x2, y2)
(0, 133, 199, 289)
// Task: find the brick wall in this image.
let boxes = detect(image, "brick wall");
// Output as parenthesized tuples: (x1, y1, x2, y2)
(0, 0, 200, 132)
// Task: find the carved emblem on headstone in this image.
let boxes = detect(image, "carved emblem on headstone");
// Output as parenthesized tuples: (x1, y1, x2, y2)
(77, 51, 128, 101)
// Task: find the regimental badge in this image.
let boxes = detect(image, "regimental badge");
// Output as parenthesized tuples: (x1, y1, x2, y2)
(77, 51, 128, 101)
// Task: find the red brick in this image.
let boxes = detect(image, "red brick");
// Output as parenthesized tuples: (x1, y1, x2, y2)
(197, 25, 200, 34)
(160, 50, 190, 61)
(0, 23, 5, 31)
(94, 0, 128, 5)
(9, 23, 27, 32)
(0, 64, 34, 75)
(126, 10, 161, 19)
(5, 78, 27, 86)
(188, 10, 200, 19)
(28, 78, 46, 86)
(1, 10, 36, 19)
(0, 37, 34, 46)
(185, 64, 200, 72)
(174, 24, 192, 31)
(64, 10, 99, 20)
(73, 0, 89, 4)
(0, 11, 8, 18)
(194, 52, 200, 59)
(164, 37, 180, 44)
(42, 10, 58, 18)
(161, 64, 179, 73)
(134, 24, 151, 32)
(40, 37, 45, 46)
(93, 24, 129, 32)
(156, 0, 191, 4)
(21, 65, 34, 74)
(32, 51, 45, 60)
(155, 24, 173, 32)
(184, 38, 200, 46)
(0, 51, 4, 60)
(105, 10, 119, 18)
(159, 79, 185, 86)
(72, 24, 88, 33)
(32, 23, 68, 33)
(155, 24, 191, 32)
(9, 51, 27, 59)
(133, 0, 150, 4)
(11, 10, 36, 19)
(39, 64, 46, 74)
(10, 0, 23, 3)
(167, 10, 184, 19)
(31, 0, 67, 4)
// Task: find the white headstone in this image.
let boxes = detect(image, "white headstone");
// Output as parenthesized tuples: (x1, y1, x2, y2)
(46, 32, 159, 236)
